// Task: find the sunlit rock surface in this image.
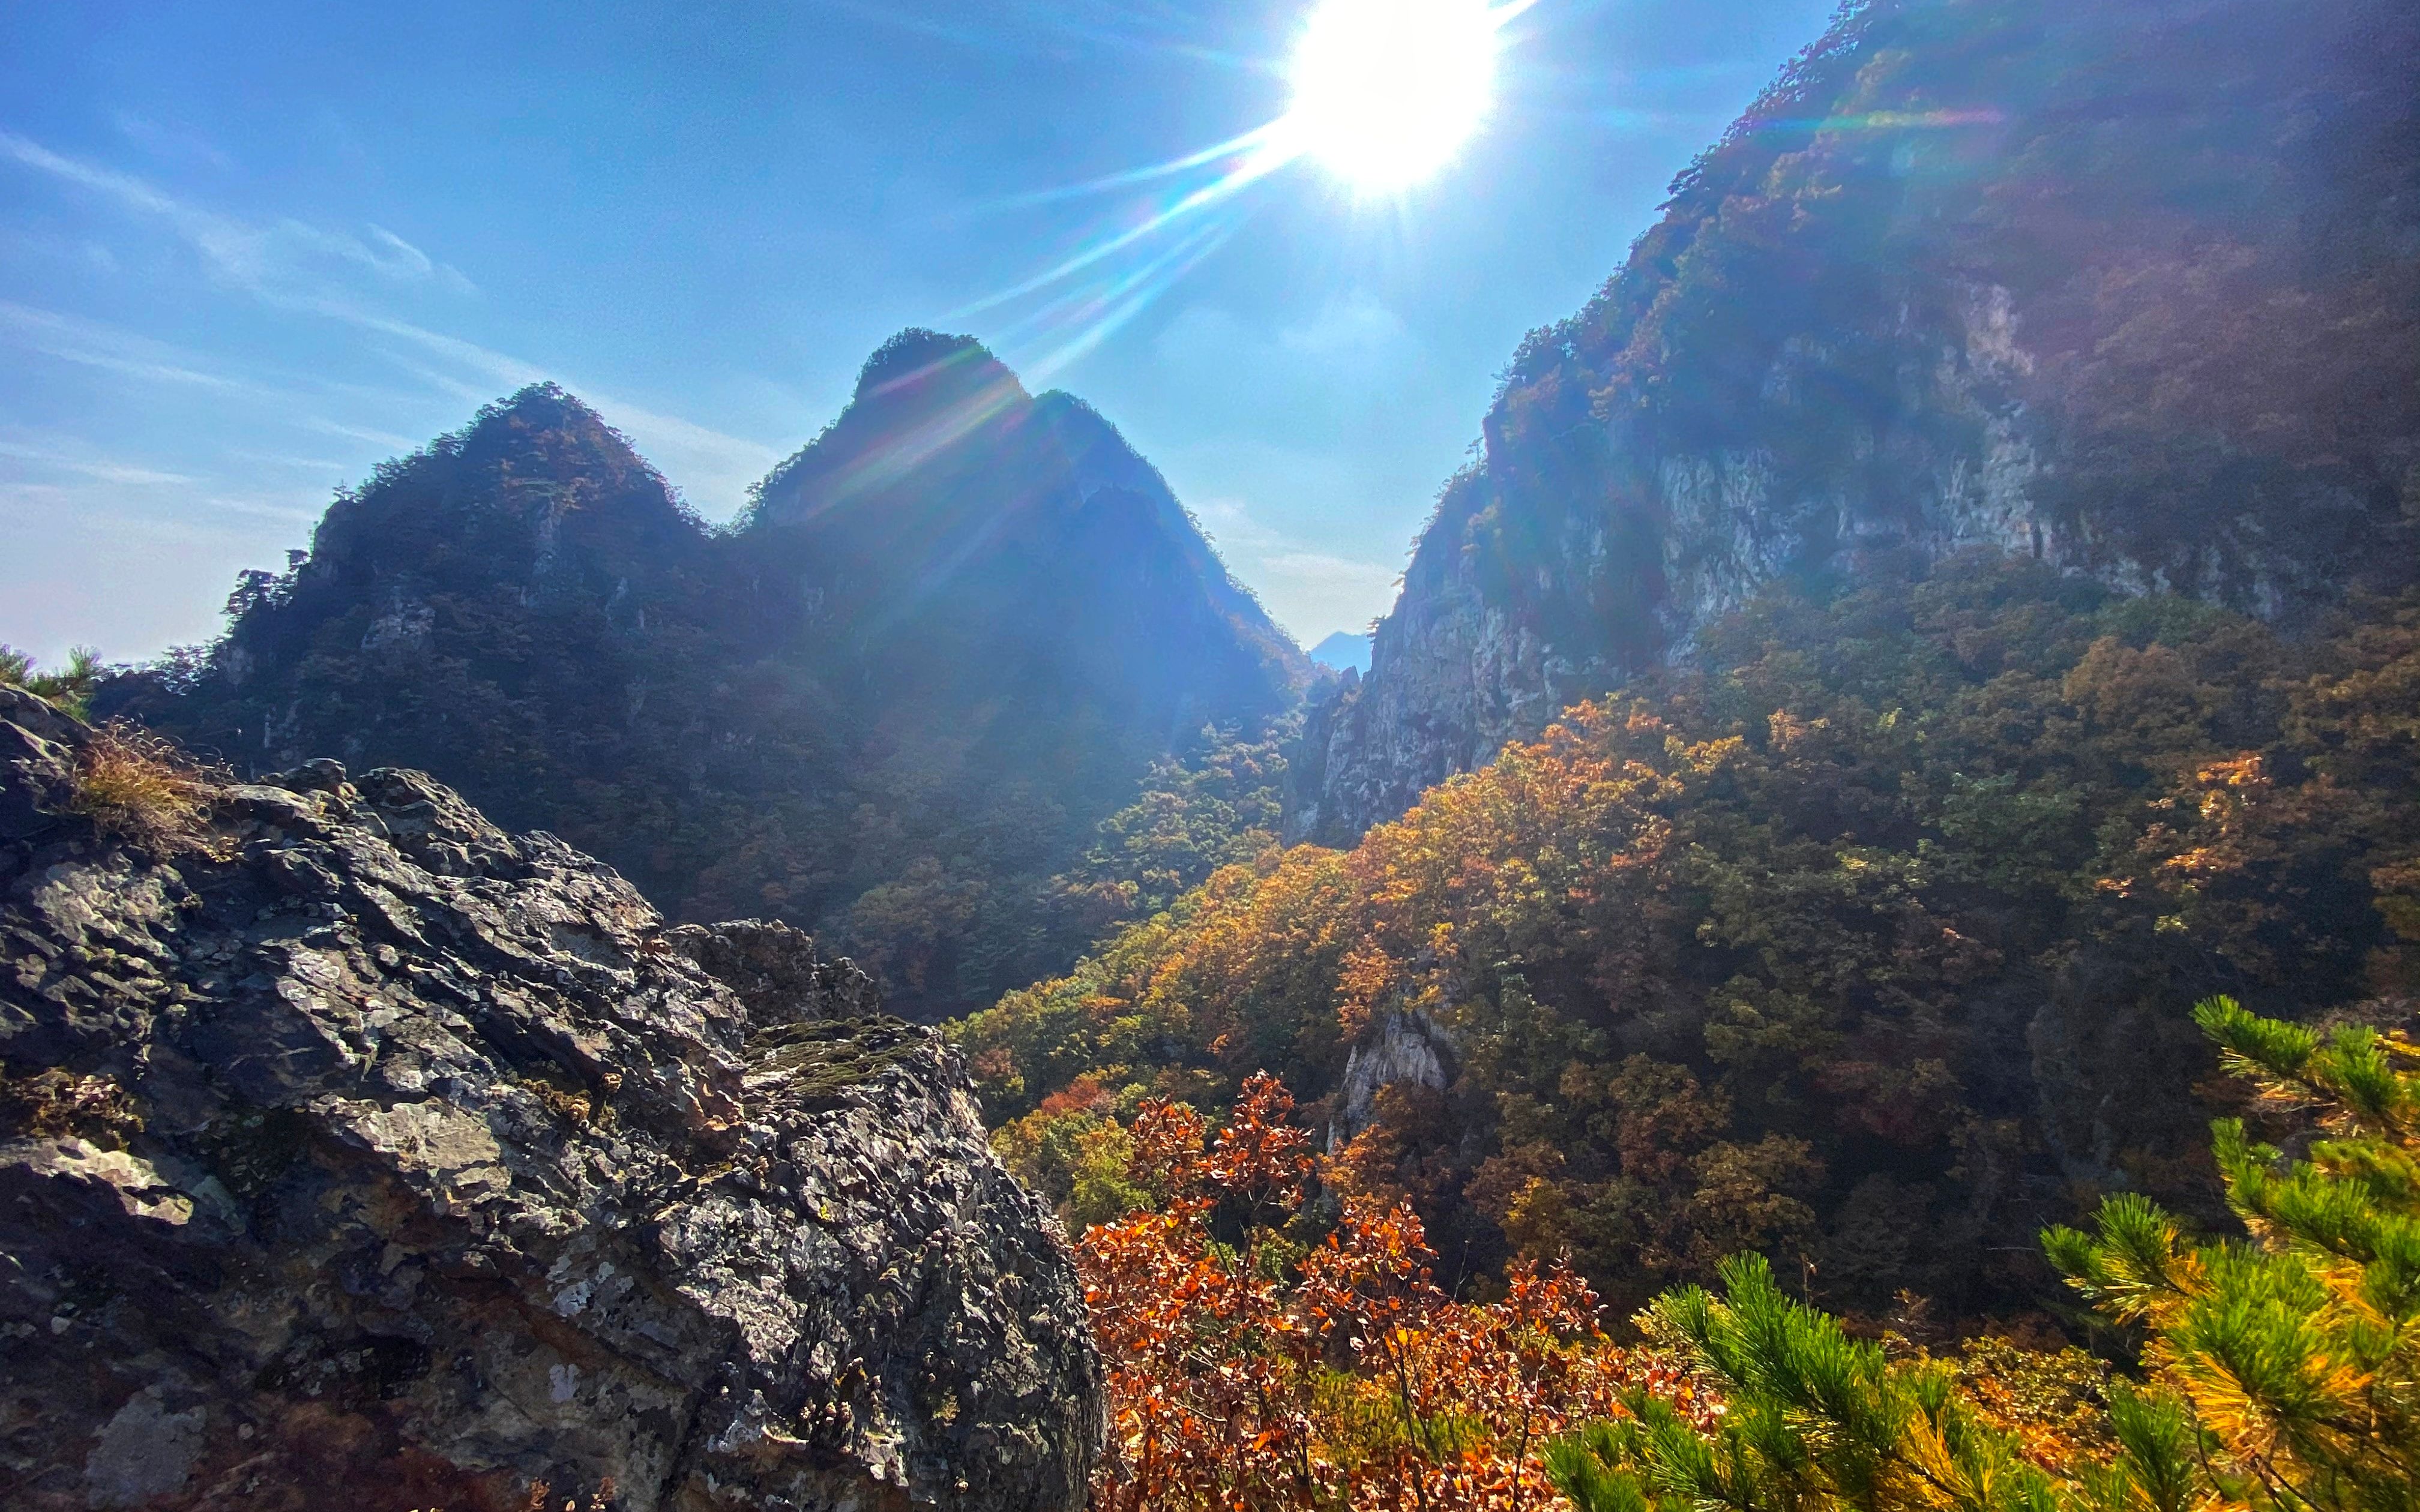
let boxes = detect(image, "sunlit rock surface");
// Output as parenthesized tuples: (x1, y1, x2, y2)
(0, 688, 1099, 1511)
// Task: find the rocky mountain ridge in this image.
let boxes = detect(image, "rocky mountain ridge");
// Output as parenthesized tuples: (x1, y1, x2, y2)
(107, 335, 1307, 1017)
(0, 686, 1099, 1509)
(1290, 0, 2420, 844)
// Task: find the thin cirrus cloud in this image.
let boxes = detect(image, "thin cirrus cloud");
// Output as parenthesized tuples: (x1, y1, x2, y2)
(0, 439, 191, 487)
(0, 298, 400, 415)
(0, 128, 468, 296)
(0, 299, 277, 398)
(318, 303, 786, 505)
(111, 111, 238, 173)
(0, 128, 781, 512)
(0, 125, 796, 662)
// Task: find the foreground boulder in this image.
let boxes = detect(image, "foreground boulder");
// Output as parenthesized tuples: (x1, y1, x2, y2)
(0, 688, 1100, 1510)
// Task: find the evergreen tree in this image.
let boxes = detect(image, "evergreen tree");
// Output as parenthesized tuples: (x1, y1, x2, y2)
(2045, 997, 2420, 1512)
(0, 644, 103, 718)
(1550, 997, 2420, 1512)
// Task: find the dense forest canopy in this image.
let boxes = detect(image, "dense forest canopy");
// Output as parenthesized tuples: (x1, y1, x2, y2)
(7, 0, 2420, 1503)
(966, 554, 2420, 1320)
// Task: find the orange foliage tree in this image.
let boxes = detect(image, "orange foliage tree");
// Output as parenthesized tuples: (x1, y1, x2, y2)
(966, 561, 2420, 1319)
(1078, 1073, 1694, 1510)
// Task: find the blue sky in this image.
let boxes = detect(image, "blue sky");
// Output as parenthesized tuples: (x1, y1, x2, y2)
(0, 0, 1834, 665)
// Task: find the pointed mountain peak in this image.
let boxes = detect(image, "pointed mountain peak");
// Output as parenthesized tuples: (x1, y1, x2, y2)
(457, 382, 650, 472)
(851, 329, 1012, 404)
(838, 329, 1031, 440)
(484, 380, 598, 425)
(748, 331, 1038, 531)
(302, 384, 695, 589)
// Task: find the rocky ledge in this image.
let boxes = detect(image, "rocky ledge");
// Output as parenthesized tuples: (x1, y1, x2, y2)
(0, 688, 1100, 1511)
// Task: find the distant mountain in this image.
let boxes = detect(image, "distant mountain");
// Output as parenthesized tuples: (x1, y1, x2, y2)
(1307, 631, 1371, 676)
(105, 335, 1308, 1016)
(1290, 0, 2420, 844)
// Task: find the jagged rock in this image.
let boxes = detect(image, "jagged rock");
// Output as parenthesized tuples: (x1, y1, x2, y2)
(0, 694, 1100, 1510)
(663, 920, 882, 1031)
(1326, 1012, 1452, 1150)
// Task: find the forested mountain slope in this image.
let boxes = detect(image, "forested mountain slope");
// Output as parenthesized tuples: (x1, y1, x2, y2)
(965, 556, 2420, 1318)
(106, 337, 1308, 1017)
(1291, 0, 2420, 844)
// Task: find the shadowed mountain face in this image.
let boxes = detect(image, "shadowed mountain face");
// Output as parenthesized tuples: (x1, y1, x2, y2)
(107, 337, 1308, 1017)
(747, 334, 1305, 752)
(1290, 0, 2420, 844)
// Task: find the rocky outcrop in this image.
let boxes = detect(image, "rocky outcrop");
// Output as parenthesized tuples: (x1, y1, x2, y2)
(0, 688, 1100, 1510)
(1326, 1012, 1452, 1150)
(1290, 0, 2420, 844)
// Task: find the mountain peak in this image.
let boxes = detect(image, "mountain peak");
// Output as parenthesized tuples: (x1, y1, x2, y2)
(852, 329, 1002, 402)
(748, 331, 1034, 535)
(124, 360, 1307, 1016)
(444, 381, 659, 484)
(1289, 0, 2420, 845)
(481, 379, 601, 426)
(1308, 631, 1371, 675)
(289, 379, 695, 608)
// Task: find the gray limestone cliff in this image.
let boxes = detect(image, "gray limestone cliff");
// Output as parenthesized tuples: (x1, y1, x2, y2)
(1290, 0, 2420, 844)
(0, 688, 1100, 1510)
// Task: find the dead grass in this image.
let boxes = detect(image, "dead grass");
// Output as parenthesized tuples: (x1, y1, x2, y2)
(70, 721, 226, 853)
(0, 1068, 145, 1150)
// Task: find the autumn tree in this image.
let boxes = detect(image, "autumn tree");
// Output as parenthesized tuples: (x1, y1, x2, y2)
(1080, 1073, 1679, 1510)
(964, 562, 2420, 1319)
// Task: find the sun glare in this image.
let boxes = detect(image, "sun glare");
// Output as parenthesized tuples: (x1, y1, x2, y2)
(1283, 0, 1500, 193)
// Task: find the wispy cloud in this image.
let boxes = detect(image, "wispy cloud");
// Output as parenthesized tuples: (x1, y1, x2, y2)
(300, 416, 423, 451)
(0, 299, 280, 397)
(0, 130, 782, 516)
(223, 449, 354, 472)
(325, 303, 784, 508)
(193, 491, 324, 524)
(0, 439, 191, 486)
(0, 301, 429, 416)
(825, 0, 1274, 71)
(3, 286, 778, 518)
(0, 129, 472, 297)
(1260, 549, 1400, 593)
(1189, 493, 1401, 641)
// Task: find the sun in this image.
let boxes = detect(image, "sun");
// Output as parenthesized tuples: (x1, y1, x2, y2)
(1282, 0, 1502, 193)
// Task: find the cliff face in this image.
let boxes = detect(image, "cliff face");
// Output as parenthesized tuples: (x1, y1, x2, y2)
(106, 340, 1307, 1016)
(0, 688, 1100, 1510)
(1291, 0, 2420, 844)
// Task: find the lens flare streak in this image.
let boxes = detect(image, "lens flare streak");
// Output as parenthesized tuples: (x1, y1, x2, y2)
(964, 1, 1532, 380)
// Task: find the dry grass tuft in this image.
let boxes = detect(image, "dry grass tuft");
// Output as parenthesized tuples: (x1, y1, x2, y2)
(71, 721, 225, 853)
(0, 1068, 145, 1150)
